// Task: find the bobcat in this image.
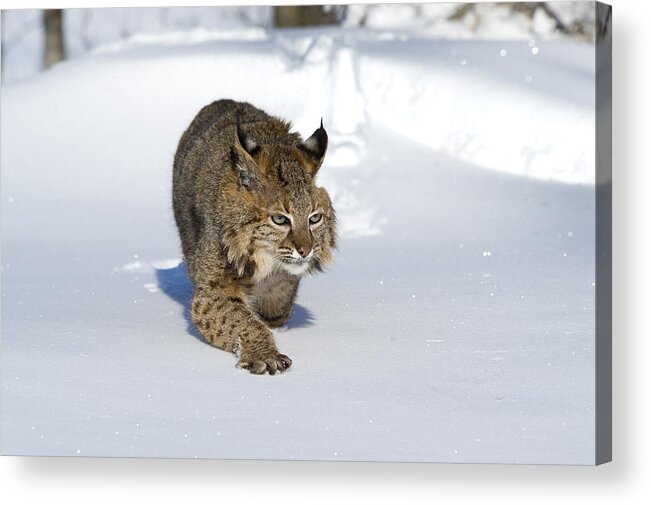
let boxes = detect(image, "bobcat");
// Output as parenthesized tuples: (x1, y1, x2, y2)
(172, 100, 336, 374)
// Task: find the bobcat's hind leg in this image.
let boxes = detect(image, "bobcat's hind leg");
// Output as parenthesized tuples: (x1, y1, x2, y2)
(251, 272, 300, 329)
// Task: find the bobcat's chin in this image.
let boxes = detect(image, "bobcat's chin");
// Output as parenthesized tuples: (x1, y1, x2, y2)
(279, 259, 312, 277)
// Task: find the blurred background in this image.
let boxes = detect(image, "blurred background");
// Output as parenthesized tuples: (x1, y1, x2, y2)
(1, 3, 600, 84)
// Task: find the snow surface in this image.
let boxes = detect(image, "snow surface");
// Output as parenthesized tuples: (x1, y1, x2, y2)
(343, 2, 595, 42)
(1, 4, 595, 84)
(1, 27, 596, 464)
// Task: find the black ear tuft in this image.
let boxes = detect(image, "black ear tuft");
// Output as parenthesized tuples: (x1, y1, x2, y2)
(236, 117, 261, 157)
(297, 120, 328, 176)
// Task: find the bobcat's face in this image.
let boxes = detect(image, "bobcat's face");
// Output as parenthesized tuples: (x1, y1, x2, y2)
(265, 182, 335, 277)
(227, 120, 336, 280)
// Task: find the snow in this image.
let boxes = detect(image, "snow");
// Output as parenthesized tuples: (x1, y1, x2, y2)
(343, 3, 595, 41)
(0, 7, 274, 83)
(1, 27, 596, 464)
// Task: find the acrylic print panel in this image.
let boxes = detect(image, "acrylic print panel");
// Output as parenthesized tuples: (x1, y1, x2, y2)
(1, 2, 611, 464)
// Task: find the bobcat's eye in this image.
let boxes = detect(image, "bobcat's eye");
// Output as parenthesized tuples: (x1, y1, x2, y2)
(309, 213, 323, 225)
(271, 215, 290, 226)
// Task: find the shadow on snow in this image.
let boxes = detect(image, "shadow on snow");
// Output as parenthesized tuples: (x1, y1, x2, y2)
(155, 262, 314, 342)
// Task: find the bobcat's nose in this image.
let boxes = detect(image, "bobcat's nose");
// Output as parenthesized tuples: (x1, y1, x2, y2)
(296, 246, 311, 258)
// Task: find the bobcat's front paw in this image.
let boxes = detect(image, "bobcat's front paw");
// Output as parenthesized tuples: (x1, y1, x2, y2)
(238, 351, 292, 375)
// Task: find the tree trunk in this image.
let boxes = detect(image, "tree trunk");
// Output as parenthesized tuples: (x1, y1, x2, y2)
(273, 6, 337, 28)
(1, 12, 6, 82)
(43, 9, 65, 68)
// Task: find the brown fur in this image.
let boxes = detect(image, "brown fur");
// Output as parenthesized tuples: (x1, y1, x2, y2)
(172, 100, 336, 374)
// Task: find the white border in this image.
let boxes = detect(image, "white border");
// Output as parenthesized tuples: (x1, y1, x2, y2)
(1, 0, 650, 503)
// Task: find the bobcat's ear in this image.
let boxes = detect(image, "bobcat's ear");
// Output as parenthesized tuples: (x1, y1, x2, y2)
(297, 119, 328, 177)
(236, 118, 261, 158)
(232, 118, 262, 191)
